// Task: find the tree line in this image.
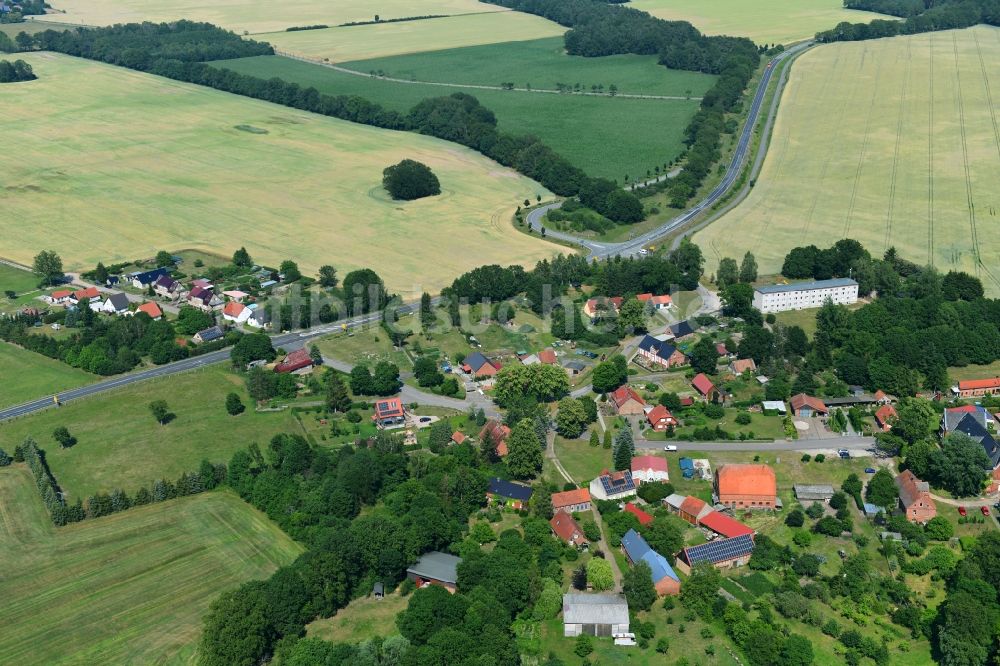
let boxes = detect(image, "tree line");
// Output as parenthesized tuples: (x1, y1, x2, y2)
(817, 0, 1000, 42)
(482, 0, 760, 207)
(0, 58, 34, 82)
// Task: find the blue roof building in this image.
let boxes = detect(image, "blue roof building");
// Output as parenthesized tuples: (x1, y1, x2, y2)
(681, 534, 755, 569)
(487, 477, 533, 504)
(621, 529, 680, 595)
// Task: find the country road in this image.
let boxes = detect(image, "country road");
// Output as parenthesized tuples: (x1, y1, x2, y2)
(525, 41, 814, 258)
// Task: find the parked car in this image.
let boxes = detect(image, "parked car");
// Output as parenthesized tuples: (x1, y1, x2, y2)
(664, 445, 678, 452)
(981, 506, 990, 516)
(958, 506, 967, 516)
(838, 449, 850, 459)
(864, 467, 876, 474)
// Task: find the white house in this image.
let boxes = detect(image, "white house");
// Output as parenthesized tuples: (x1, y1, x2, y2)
(631, 455, 669, 484)
(101, 292, 131, 315)
(246, 308, 271, 329)
(752, 278, 858, 314)
(223, 301, 251, 324)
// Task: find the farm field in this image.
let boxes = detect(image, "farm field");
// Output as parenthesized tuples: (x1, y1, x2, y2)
(36, 0, 503, 34)
(0, 365, 299, 500)
(696, 27, 1000, 294)
(260, 12, 564, 62)
(0, 467, 302, 665)
(628, 0, 892, 45)
(215, 54, 703, 180)
(0, 20, 71, 37)
(0, 344, 96, 410)
(1, 53, 559, 292)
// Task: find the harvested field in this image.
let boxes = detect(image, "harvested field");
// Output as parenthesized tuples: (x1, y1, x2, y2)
(696, 27, 1000, 294)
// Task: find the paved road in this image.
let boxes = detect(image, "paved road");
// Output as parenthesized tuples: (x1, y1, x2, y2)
(525, 42, 813, 258)
(635, 436, 875, 452)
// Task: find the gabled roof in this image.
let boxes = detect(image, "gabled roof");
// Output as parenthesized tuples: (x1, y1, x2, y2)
(623, 502, 653, 526)
(451, 431, 467, 444)
(552, 487, 591, 509)
(196, 325, 224, 342)
(464, 351, 494, 372)
(895, 469, 931, 509)
(942, 405, 988, 432)
(105, 292, 130, 311)
(407, 551, 461, 585)
(598, 470, 635, 496)
(645, 404, 676, 426)
(562, 593, 629, 625)
(136, 302, 162, 318)
(958, 377, 1000, 391)
(664, 493, 686, 510)
(698, 510, 754, 538)
(679, 495, 709, 518)
(479, 420, 511, 453)
(952, 413, 1000, 468)
(131, 267, 169, 284)
(632, 455, 668, 473)
(550, 510, 587, 544)
(716, 342, 729, 355)
(669, 320, 696, 338)
(72, 287, 100, 300)
(691, 373, 715, 397)
(275, 348, 313, 373)
(487, 477, 533, 502)
(790, 393, 828, 413)
(683, 534, 755, 565)
(188, 285, 213, 301)
(731, 358, 756, 374)
(716, 464, 776, 497)
(875, 403, 897, 426)
(637, 334, 680, 360)
(621, 529, 679, 584)
(610, 385, 645, 408)
(537, 349, 558, 365)
(223, 301, 246, 317)
(50, 289, 73, 299)
(153, 275, 176, 289)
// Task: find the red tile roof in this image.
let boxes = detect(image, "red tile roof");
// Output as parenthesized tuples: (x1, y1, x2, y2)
(624, 502, 653, 526)
(550, 510, 588, 545)
(679, 495, 708, 517)
(651, 295, 672, 306)
(537, 349, 558, 365)
(223, 301, 245, 317)
(636, 293, 653, 302)
(73, 287, 100, 300)
(691, 373, 715, 397)
(51, 289, 73, 299)
(645, 405, 676, 427)
(699, 511, 754, 538)
(451, 431, 467, 444)
(631, 455, 668, 473)
(552, 487, 591, 509)
(730, 358, 756, 374)
(373, 396, 405, 420)
(716, 342, 729, 355)
(895, 470, 932, 509)
(275, 348, 313, 373)
(680, 396, 695, 407)
(480, 420, 511, 457)
(790, 393, 828, 413)
(716, 464, 777, 498)
(136, 302, 162, 319)
(610, 385, 645, 409)
(875, 404, 897, 428)
(958, 378, 1000, 391)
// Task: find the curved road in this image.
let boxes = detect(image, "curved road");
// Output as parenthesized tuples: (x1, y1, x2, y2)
(526, 42, 812, 258)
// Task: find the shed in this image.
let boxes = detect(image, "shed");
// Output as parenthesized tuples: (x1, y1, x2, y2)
(406, 552, 462, 593)
(373, 582, 384, 599)
(562, 593, 630, 637)
(793, 484, 835, 502)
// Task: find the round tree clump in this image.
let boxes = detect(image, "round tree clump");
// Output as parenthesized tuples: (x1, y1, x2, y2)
(382, 159, 441, 200)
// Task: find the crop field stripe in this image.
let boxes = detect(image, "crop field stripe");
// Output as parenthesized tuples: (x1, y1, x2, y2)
(842, 50, 885, 240)
(951, 33, 983, 280)
(975, 29, 1000, 166)
(884, 41, 910, 252)
(927, 34, 936, 264)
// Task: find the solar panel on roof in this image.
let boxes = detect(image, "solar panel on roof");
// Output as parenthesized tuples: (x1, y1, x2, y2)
(600, 471, 635, 495)
(685, 534, 754, 564)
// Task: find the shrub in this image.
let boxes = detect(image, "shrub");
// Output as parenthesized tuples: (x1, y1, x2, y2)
(735, 412, 752, 425)
(382, 159, 441, 200)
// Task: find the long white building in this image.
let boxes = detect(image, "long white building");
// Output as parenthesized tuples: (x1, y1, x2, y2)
(753, 278, 858, 313)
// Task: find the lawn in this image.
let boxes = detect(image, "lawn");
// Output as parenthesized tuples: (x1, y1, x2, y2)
(628, 0, 893, 45)
(555, 430, 613, 483)
(696, 27, 1000, 295)
(342, 36, 716, 97)
(0, 261, 42, 296)
(0, 343, 96, 410)
(214, 54, 704, 181)
(260, 12, 564, 62)
(0, 466, 302, 665)
(306, 591, 409, 643)
(0, 365, 299, 500)
(948, 358, 1000, 382)
(37, 0, 502, 34)
(2, 52, 560, 293)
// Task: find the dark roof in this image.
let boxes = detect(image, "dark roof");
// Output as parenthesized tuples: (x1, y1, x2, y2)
(637, 335, 679, 360)
(251, 308, 271, 323)
(131, 267, 169, 284)
(105, 292, 130, 311)
(488, 477, 533, 502)
(682, 534, 755, 565)
(564, 360, 587, 371)
(669, 320, 696, 338)
(953, 413, 1000, 468)
(599, 470, 635, 496)
(196, 325, 224, 342)
(464, 351, 492, 371)
(407, 551, 461, 584)
(621, 529, 679, 584)
(153, 275, 176, 289)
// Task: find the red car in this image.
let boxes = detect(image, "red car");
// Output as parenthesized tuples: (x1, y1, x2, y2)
(958, 506, 967, 517)
(981, 506, 991, 517)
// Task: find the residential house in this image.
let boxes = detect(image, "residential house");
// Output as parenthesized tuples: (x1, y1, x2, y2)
(679, 396, 695, 408)
(551, 487, 592, 513)
(70, 287, 101, 305)
(678, 534, 755, 572)
(563, 360, 586, 375)
(631, 455, 669, 483)
(874, 389, 894, 404)
(716, 342, 732, 357)
(463, 351, 499, 377)
(645, 405, 678, 431)
(698, 511, 754, 539)
(609, 385, 646, 416)
(941, 405, 991, 433)
(677, 495, 712, 525)
(636, 293, 673, 310)
(275, 349, 314, 374)
(191, 278, 213, 290)
(752, 278, 859, 313)
(667, 320, 696, 340)
(582, 296, 623, 321)
(620, 529, 681, 596)
(875, 404, 898, 432)
(691, 373, 719, 402)
(153, 275, 180, 298)
(406, 552, 462, 593)
(623, 502, 653, 526)
(550, 510, 589, 548)
(135, 302, 163, 320)
(487, 477, 533, 510)
(537, 349, 558, 365)
(953, 377, 1000, 398)
(562, 593, 629, 637)
(519, 353, 540, 366)
(46, 289, 73, 305)
(193, 325, 224, 344)
(223, 301, 251, 324)
(950, 412, 1000, 469)
(635, 335, 687, 369)
(729, 358, 757, 376)
(790, 393, 828, 417)
(793, 484, 835, 502)
(451, 431, 467, 445)
(590, 469, 637, 501)
(188, 285, 220, 311)
(246, 307, 271, 329)
(987, 468, 1000, 494)
(372, 397, 406, 427)
(895, 470, 937, 523)
(129, 267, 170, 289)
(101, 293, 130, 315)
(480, 420, 511, 457)
(715, 464, 777, 510)
(222, 290, 249, 302)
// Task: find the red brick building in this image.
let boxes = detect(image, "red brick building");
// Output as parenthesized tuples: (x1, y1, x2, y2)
(895, 470, 937, 523)
(715, 464, 777, 510)
(609, 385, 646, 416)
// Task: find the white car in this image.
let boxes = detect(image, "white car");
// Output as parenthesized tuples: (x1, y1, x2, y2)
(663, 445, 678, 452)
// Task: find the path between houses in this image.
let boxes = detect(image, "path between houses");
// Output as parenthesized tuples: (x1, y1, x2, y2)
(590, 502, 624, 591)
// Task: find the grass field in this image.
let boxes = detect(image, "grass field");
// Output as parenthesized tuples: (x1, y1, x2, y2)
(0, 366, 299, 500)
(260, 12, 564, 62)
(2, 53, 559, 292)
(38, 0, 502, 34)
(697, 27, 1000, 295)
(306, 592, 408, 643)
(0, 261, 41, 295)
(0, 20, 71, 37)
(949, 359, 1000, 382)
(628, 0, 892, 45)
(0, 344, 96, 409)
(215, 54, 704, 180)
(0, 466, 302, 665)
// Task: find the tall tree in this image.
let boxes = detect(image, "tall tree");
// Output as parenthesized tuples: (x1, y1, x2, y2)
(556, 397, 588, 438)
(419, 292, 435, 331)
(591, 354, 628, 394)
(149, 400, 171, 425)
(739, 251, 758, 283)
(279, 260, 301, 283)
(623, 560, 657, 611)
(716, 257, 739, 288)
(325, 372, 351, 412)
(689, 336, 719, 374)
(317, 265, 338, 287)
(32, 250, 64, 286)
(232, 246, 252, 267)
(616, 298, 647, 336)
(864, 468, 898, 508)
(613, 427, 634, 470)
(506, 418, 543, 480)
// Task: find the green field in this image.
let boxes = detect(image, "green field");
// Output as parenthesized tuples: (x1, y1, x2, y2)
(260, 12, 564, 62)
(38, 0, 502, 34)
(628, 0, 892, 45)
(0, 343, 96, 409)
(2, 53, 559, 292)
(0, 20, 71, 37)
(697, 27, 1000, 294)
(0, 466, 302, 665)
(0, 365, 299, 500)
(0, 261, 41, 295)
(215, 54, 704, 180)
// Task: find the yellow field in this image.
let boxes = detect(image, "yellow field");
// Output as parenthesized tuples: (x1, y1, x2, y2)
(261, 12, 564, 63)
(629, 0, 891, 45)
(36, 0, 502, 34)
(1, 53, 559, 292)
(696, 27, 1000, 293)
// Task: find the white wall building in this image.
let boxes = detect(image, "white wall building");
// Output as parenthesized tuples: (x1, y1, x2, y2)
(753, 278, 858, 314)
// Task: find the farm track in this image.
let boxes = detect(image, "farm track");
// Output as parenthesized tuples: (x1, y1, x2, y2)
(884, 41, 910, 252)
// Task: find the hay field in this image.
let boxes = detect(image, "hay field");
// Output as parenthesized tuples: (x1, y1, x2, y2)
(0, 343, 96, 409)
(629, 0, 891, 45)
(0, 467, 302, 665)
(260, 12, 564, 62)
(696, 27, 1000, 293)
(1, 53, 558, 292)
(38, 0, 501, 34)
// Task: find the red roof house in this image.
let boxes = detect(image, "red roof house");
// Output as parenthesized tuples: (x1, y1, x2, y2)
(636, 293, 672, 310)
(729, 358, 757, 375)
(691, 373, 719, 401)
(550, 510, 589, 547)
(610, 385, 646, 416)
(631, 455, 669, 483)
(698, 510, 754, 538)
(71, 286, 100, 302)
(956, 377, 1000, 397)
(480, 420, 511, 457)
(790, 393, 828, 417)
(875, 404, 898, 432)
(583, 296, 623, 320)
(48, 289, 73, 303)
(645, 405, 678, 432)
(451, 431, 467, 445)
(624, 502, 653, 526)
(223, 300, 248, 322)
(136, 302, 163, 320)
(372, 397, 406, 426)
(895, 470, 936, 523)
(551, 487, 591, 513)
(715, 464, 777, 510)
(678, 495, 712, 524)
(537, 349, 558, 365)
(275, 348, 314, 373)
